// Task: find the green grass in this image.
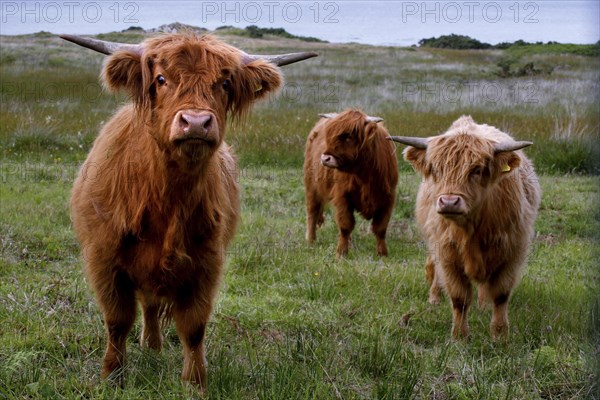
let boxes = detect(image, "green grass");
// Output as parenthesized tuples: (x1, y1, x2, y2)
(1, 166, 598, 399)
(1, 31, 599, 399)
(505, 42, 600, 58)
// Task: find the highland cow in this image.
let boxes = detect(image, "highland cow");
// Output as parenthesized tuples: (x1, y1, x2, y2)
(304, 109, 398, 257)
(64, 33, 316, 390)
(390, 116, 540, 339)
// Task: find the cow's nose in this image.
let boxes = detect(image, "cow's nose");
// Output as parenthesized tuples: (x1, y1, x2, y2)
(320, 154, 339, 168)
(172, 110, 219, 145)
(438, 195, 460, 207)
(437, 195, 464, 214)
(179, 112, 213, 136)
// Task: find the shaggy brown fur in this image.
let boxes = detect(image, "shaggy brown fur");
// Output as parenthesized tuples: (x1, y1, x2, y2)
(402, 116, 540, 340)
(303, 109, 399, 257)
(70, 33, 282, 390)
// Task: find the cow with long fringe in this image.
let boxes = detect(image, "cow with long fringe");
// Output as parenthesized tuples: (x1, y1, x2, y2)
(64, 33, 315, 391)
(304, 109, 398, 257)
(390, 116, 540, 340)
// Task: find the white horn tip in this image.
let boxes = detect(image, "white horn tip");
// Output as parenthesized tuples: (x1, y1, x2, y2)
(319, 113, 338, 119)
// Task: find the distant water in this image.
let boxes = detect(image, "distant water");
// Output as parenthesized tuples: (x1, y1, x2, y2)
(1, 1, 598, 46)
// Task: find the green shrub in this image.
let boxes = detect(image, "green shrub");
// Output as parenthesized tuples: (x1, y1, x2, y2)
(245, 25, 264, 38)
(33, 31, 53, 38)
(122, 26, 144, 32)
(420, 35, 599, 57)
(0, 52, 16, 65)
(418, 34, 492, 49)
(496, 56, 517, 78)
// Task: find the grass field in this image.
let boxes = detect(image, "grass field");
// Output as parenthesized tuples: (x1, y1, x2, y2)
(1, 29, 599, 399)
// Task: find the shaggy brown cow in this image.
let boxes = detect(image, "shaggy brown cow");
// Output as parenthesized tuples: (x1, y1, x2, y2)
(304, 109, 398, 257)
(390, 116, 540, 340)
(63, 33, 315, 390)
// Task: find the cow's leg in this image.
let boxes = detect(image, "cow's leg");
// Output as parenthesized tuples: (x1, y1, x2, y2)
(371, 207, 393, 256)
(139, 293, 163, 350)
(490, 291, 510, 340)
(173, 297, 213, 391)
(334, 202, 355, 257)
(486, 268, 516, 340)
(88, 266, 136, 384)
(443, 267, 472, 339)
(426, 255, 442, 305)
(305, 191, 324, 243)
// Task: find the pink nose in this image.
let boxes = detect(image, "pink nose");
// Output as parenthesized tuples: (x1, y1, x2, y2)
(172, 110, 219, 144)
(320, 154, 338, 168)
(179, 112, 213, 135)
(321, 154, 333, 164)
(437, 195, 464, 214)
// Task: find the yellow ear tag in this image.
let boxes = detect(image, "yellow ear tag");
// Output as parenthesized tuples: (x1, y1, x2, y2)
(255, 84, 263, 92)
(501, 164, 511, 172)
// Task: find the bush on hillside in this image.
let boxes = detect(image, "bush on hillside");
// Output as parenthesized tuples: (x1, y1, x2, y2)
(419, 35, 600, 57)
(418, 34, 492, 49)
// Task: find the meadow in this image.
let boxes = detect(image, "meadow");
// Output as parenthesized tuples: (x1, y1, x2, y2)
(1, 29, 599, 399)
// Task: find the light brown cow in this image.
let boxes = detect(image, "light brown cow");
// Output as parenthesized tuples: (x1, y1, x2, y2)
(64, 33, 316, 390)
(304, 109, 398, 257)
(390, 116, 540, 340)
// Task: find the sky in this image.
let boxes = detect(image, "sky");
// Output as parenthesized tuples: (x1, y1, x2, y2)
(1, 1, 599, 46)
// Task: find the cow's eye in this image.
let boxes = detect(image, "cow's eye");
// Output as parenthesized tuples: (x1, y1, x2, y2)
(156, 75, 166, 86)
(222, 79, 231, 91)
(339, 133, 351, 142)
(471, 166, 482, 177)
(429, 166, 439, 180)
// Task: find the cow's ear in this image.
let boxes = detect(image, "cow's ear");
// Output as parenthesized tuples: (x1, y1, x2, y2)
(493, 151, 521, 177)
(230, 60, 283, 118)
(101, 49, 144, 101)
(403, 146, 427, 173)
(363, 121, 379, 143)
(245, 60, 283, 100)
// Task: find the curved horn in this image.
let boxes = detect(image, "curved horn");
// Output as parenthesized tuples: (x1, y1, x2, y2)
(366, 116, 383, 123)
(494, 141, 533, 153)
(242, 51, 318, 67)
(61, 34, 317, 66)
(387, 136, 428, 149)
(318, 113, 338, 119)
(60, 34, 141, 55)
